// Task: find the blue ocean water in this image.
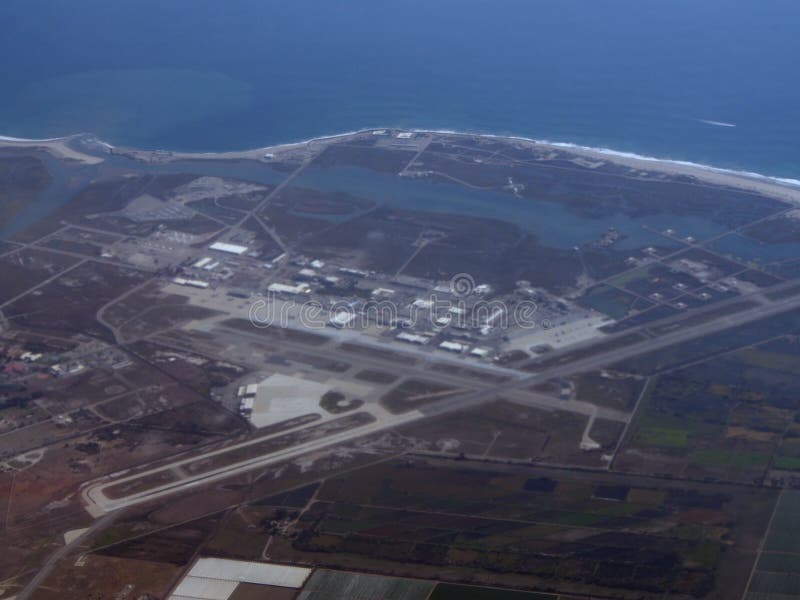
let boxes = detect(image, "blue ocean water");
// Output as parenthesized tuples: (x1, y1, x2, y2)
(1, 0, 798, 178)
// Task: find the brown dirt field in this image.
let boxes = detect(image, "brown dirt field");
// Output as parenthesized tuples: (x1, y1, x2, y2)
(230, 583, 297, 600)
(37, 370, 132, 413)
(5, 261, 149, 341)
(0, 248, 82, 304)
(93, 391, 147, 421)
(3, 417, 233, 528)
(30, 554, 180, 600)
(118, 304, 222, 340)
(725, 426, 777, 442)
(95, 514, 221, 565)
(203, 506, 275, 560)
(101, 281, 185, 328)
(399, 400, 599, 466)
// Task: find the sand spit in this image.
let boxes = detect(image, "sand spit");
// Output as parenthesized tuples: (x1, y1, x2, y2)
(0, 134, 104, 164)
(2, 128, 799, 204)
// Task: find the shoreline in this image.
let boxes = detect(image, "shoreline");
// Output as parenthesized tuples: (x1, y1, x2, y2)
(2, 127, 800, 204)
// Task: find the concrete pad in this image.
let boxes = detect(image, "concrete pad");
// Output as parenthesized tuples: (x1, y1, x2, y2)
(506, 315, 613, 352)
(63, 527, 89, 544)
(250, 373, 328, 428)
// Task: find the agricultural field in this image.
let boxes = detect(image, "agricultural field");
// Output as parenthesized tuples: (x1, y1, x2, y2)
(273, 458, 774, 598)
(616, 337, 800, 483)
(745, 491, 800, 599)
(617, 310, 800, 375)
(297, 570, 435, 600)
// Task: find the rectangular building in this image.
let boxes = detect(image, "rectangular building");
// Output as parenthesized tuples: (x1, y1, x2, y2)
(209, 242, 249, 255)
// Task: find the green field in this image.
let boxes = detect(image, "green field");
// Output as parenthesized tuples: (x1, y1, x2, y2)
(691, 450, 772, 469)
(298, 570, 434, 600)
(286, 459, 775, 598)
(619, 340, 800, 483)
(774, 456, 800, 471)
(636, 426, 688, 448)
(746, 492, 800, 599)
(576, 284, 642, 319)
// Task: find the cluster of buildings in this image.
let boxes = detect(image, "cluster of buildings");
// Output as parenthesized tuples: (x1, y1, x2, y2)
(236, 383, 258, 416)
(164, 230, 600, 363)
(0, 344, 48, 378)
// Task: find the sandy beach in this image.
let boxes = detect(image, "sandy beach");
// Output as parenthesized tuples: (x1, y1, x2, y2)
(0, 134, 104, 164)
(3, 128, 799, 205)
(112, 128, 800, 206)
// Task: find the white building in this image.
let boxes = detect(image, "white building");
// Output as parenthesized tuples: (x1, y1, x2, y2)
(209, 242, 249, 255)
(267, 282, 310, 295)
(439, 341, 466, 353)
(397, 332, 429, 345)
(412, 298, 433, 309)
(371, 287, 396, 298)
(168, 557, 311, 600)
(172, 277, 209, 289)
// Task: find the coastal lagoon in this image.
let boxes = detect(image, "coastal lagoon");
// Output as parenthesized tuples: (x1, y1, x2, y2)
(296, 164, 729, 250)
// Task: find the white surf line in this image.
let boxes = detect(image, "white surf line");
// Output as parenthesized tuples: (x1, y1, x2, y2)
(0, 134, 64, 142)
(698, 119, 737, 128)
(5, 125, 797, 188)
(414, 128, 800, 188)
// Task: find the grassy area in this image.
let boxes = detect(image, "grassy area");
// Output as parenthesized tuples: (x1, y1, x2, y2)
(631, 402, 722, 451)
(636, 426, 688, 448)
(735, 347, 800, 376)
(691, 449, 772, 469)
(575, 371, 646, 412)
(746, 492, 800, 598)
(576, 284, 640, 319)
(287, 459, 774, 597)
(775, 456, 800, 471)
(687, 541, 722, 567)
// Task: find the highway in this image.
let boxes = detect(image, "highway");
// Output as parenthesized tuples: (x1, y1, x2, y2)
(80, 285, 800, 514)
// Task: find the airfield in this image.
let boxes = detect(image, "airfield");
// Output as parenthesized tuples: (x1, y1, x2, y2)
(3, 130, 800, 599)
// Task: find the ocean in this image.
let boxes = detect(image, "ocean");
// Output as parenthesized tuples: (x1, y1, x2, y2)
(1, 0, 798, 179)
